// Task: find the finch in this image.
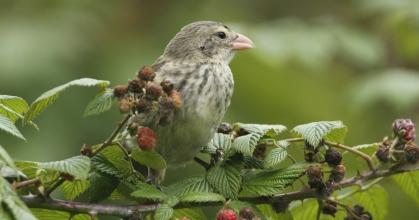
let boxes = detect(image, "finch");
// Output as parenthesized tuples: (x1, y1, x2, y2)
(132, 21, 254, 182)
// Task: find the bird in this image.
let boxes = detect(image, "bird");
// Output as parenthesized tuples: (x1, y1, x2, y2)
(131, 21, 254, 182)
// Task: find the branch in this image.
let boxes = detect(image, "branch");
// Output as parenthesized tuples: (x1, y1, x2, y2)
(91, 114, 131, 157)
(21, 162, 419, 217)
(325, 140, 375, 171)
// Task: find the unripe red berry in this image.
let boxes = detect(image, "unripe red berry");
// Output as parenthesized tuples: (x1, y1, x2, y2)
(216, 209, 237, 220)
(325, 148, 342, 167)
(137, 127, 157, 150)
(138, 66, 156, 81)
(113, 85, 128, 98)
(239, 207, 255, 220)
(145, 83, 164, 100)
(393, 119, 416, 143)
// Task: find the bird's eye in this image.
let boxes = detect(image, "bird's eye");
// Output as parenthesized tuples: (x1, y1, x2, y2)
(215, 32, 226, 39)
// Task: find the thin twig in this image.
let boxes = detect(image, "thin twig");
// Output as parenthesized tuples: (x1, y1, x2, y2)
(194, 157, 211, 170)
(44, 177, 65, 198)
(13, 178, 40, 190)
(325, 140, 375, 171)
(92, 114, 131, 157)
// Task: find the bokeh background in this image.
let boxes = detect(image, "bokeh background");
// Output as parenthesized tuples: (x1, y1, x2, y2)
(1, 0, 418, 219)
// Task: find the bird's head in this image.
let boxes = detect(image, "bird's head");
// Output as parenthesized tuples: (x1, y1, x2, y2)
(163, 21, 254, 63)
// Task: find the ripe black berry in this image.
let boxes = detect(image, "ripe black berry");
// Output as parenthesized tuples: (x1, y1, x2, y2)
(322, 200, 338, 217)
(239, 207, 255, 220)
(404, 142, 419, 163)
(325, 148, 342, 166)
(306, 166, 324, 190)
(128, 79, 145, 93)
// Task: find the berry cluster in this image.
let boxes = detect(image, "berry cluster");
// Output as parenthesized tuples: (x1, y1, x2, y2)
(376, 119, 418, 164)
(113, 66, 183, 151)
(216, 207, 261, 220)
(113, 66, 182, 126)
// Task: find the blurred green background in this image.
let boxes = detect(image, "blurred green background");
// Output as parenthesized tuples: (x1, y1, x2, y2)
(1, 0, 418, 219)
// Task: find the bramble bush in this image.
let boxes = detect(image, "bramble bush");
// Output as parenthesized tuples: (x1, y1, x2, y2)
(0, 70, 418, 220)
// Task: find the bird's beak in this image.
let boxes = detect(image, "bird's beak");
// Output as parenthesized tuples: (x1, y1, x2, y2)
(232, 33, 254, 51)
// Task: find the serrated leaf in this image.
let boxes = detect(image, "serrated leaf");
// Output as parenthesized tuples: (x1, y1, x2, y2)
(31, 208, 92, 220)
(264, 143, 289, 168)
(240, 164, 306, 196)
(0, 177, 36, 220)
(0, 95, 28, 122)
(15, 161, 40, 179)
(131, 148, 167, 170)
(165, 177, 213, 197)
(0, 115, 25, 140)
(292, 121, 347, 147)
(0, 144, 16, 173)
(207, 164, 241, 199)
(39, 156, 90, 179)
(392, 171, 419, 206)
(84, 88, 114, 117)
(91, 155, 124, 178)
(236, 123, 287, 136)
(257, 204, 294, 220)
(343, 143, 379, 156)
(172, 208, 207, 220)
(98, 144, 132, 177)
(84, 171, 119, 202)
(24, 78, 110, 123)
(131, 182, 167, 201)
(290, 199, 318, 220)
(204, 133, 232, 154)
(61, 179, 90, 200)
(344, 185, 388, 220)
(179, 192, 225, 203)
(232, 133, 261, 156)
(243, 155, 264, 169)
(154, 204, 173, 220)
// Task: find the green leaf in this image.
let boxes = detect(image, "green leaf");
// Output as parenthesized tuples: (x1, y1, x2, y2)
(344, 143, 379, 156)
(91, 155, 124, 178)
(207, 164, 241, 199)
(236, 123, 287, 136)
(165, 176, 213, 197)
(179, 192, 225, 203)
(240, 164, 306, 196)
(84, 88, 114, 117)
(290, 199, 318, 220)
(39, 156, 90, 179)
(243, 155, 264, 169)
(257, 204, 294, 220)
(0, 206, 14, 220)
(31, 208, 92, 220)
(15, 161, 39, 179)
(264, 142, 289, 168)
(0, 177, 37, 220)
(154, 204, 173, 220)
(204, 133, 232, 154)
(392, 171, 419, 206)
(131, 182, 168, 201)
(0, 115, 25, 140)
(0, 95, 28, 122)
(292, 121, 347, 147)
(84, 171, 119, 202)
(24, 78, 110, 123)
(172, 208, 207, 220)
(0, 144, 17, 173)
(344, 185, 388, 220)
(232, 133, 261, 156)
(97, 144, 132, 177)
(61, 179, 90, 200)
(131, 149, 167, 170)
